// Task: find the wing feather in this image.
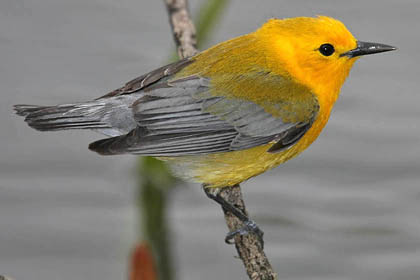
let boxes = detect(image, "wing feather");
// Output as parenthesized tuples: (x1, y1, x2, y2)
(89, 66, 318, 156)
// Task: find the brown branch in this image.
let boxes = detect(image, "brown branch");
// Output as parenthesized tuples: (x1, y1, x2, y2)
(218, 185, 277, 279)
(162, 1, 277, 279)
(164, 0, 198, 58)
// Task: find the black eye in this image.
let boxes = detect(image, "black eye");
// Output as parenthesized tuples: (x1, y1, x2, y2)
(319, 43, 335, 56)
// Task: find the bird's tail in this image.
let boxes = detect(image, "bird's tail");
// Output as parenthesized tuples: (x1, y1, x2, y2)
(14, 103, 109, 131)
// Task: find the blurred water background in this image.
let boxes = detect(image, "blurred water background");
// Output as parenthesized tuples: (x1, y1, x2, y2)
(1, 0, 420, 279)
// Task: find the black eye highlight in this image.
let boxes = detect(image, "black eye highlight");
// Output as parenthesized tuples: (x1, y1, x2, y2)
(319, 44, 335, 56)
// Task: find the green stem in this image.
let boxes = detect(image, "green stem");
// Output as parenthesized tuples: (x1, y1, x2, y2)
(195, 0, 229, 49)
(138, 157, 176, 280)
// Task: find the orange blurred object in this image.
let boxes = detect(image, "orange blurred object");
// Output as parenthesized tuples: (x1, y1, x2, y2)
(129, 242, 158, 280)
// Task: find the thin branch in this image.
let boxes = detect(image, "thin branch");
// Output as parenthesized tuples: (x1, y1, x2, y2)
(218, 185, 277, 279)
(164, 0, 198, 58)
(162, 1, 277, 279)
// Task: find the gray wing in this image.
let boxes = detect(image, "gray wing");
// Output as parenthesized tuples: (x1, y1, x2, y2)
(89, 74, 317, 156)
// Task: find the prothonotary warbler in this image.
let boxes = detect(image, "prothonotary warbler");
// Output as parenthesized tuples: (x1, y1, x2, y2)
(15, 16, 396, 188)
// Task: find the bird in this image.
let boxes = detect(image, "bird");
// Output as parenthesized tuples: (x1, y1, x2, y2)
(14, 16, 396, 245)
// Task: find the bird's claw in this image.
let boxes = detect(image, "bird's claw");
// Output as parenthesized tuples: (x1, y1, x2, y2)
(225, 219, 264, 249)
(203, 185, 265, 248)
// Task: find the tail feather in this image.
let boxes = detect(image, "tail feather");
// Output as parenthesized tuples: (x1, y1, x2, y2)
(14, 104, 50, 117)
(88, 127, 144, 155)
(14, 104, 109, 131)
(88, 136, 120, 155)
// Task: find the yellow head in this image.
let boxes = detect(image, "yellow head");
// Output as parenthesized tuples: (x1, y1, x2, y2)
(257, 16, 396, 103)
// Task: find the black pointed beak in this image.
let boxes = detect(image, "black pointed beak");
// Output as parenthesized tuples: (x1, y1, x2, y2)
(341, 41, 397, 58)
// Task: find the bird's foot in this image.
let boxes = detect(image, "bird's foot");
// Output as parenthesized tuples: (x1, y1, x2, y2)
(225, 219, 264, 249)
(203, 185, 264, 249)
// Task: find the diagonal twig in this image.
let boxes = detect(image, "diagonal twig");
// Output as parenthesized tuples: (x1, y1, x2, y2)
(164, 0, 198, 58)
(162, 1, 277, 279)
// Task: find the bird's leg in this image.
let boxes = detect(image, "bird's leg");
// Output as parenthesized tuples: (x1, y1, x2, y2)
(203, 185, 264, 248)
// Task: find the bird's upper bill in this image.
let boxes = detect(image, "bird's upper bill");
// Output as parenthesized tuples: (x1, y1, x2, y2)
(341, 41, 397, 58)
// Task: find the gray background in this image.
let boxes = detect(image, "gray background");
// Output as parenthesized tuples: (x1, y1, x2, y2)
(1, 0, 420, 279)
